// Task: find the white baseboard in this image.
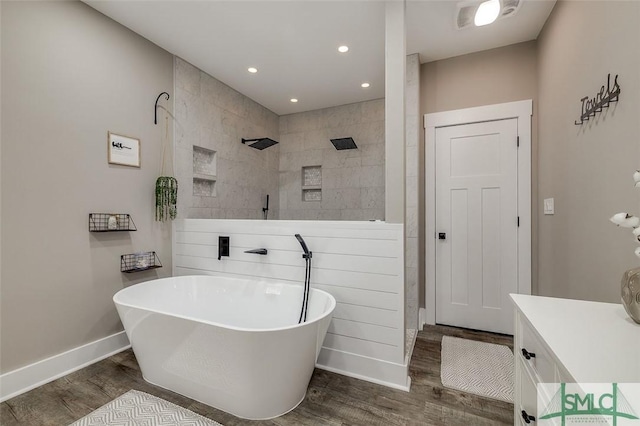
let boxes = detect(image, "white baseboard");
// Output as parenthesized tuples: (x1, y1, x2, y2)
(419, 308, 428, 330)
(316, 347, 411, 391)
(0, 331, 130, 402)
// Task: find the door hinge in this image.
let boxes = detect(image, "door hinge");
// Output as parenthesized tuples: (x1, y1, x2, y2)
(517, 216, 520, 227)
(517, 136, 520, 148)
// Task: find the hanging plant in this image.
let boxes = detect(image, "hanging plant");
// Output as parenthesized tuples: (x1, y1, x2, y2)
(155, 101, 178, 222)
(156, 177, 178, 221)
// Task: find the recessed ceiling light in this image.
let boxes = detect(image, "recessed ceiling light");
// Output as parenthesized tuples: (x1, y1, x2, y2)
(474, 0, 500, 26)
(338, 45, 349, 53)
(361, 82, 370, 88)
(290, 98, 298, 103)
(247, 67, 258, 73)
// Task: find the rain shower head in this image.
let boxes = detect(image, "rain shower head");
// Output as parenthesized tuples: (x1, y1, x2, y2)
(242, 137, 279, 150)
(330, 137, 357, 150)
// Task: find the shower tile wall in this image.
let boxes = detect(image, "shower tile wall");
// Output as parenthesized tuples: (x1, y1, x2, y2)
(174, 58, 280, 219)
(278, 100, 385, 220)
(405, 54, 420, 330)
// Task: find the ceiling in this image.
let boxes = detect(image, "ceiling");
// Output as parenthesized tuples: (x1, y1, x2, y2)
(84, 0, 556, 116)
(407, 0, 556, 63)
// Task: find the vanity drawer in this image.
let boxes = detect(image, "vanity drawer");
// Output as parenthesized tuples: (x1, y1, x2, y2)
(520, 320, 555, 383)
(517, 357, 539, 425)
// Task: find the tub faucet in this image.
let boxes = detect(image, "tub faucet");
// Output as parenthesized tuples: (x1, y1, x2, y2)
(244, 248, 268, 255)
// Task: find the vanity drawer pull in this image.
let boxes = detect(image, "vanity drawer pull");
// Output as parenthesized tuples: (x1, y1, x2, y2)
(521, 410, 536, 423)
(521, 348, 536, 360)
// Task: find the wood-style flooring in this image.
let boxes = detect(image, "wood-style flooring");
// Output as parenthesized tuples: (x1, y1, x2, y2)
(0, 325, 514, 425)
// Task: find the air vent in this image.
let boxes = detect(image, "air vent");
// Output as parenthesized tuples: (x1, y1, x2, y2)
(501, 0, 521, 16)
(455, 0, 521, 30)
(456, 5, 478, 29)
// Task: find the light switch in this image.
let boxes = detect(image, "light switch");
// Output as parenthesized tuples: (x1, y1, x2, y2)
(544, 198, 554, 215)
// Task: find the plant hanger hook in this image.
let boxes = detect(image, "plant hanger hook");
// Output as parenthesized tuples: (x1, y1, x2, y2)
(154, 92, 170, 125)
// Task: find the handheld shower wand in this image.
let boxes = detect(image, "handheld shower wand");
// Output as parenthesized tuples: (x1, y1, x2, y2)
(295, 234, 311, 259)
(295, 234, 312, 323)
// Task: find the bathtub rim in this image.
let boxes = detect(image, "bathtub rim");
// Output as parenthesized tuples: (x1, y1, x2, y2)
(113, 275, 336, 333)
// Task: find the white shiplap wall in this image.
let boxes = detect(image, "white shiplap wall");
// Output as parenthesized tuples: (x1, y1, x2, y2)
(173, 219, 409, 389)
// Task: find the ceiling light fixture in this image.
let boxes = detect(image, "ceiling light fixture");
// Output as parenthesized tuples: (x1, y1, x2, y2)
(247, 67, 258, 73)
(361, 82, 370, 88)
(290, 98, 298, 103)
(338, 45, 349, 53)
(474, 0, 501, 26)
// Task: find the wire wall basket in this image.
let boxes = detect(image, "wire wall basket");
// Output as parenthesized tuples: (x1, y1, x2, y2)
(121, 251, 162, 273)
(89, 213, 137, 232)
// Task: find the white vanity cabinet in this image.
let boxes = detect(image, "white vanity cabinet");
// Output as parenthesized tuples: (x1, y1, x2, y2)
(511, 294, 640, 425)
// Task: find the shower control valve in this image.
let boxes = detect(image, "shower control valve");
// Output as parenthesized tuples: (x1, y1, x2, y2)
(218, 236, 230, 260)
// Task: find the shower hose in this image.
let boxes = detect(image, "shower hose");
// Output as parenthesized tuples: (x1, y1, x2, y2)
(298, 253, 312, 323)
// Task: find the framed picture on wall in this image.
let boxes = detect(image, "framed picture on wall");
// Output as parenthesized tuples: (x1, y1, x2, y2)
(108, 132, 140, 167)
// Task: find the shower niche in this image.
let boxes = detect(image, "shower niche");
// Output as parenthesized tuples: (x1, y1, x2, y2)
(302, 166, 322, 202)
(193, 146, 216, 197)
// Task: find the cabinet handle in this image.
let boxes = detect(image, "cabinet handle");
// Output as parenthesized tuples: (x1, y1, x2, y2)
(521, 348, 536, 360)
(521, 410, 536, 423)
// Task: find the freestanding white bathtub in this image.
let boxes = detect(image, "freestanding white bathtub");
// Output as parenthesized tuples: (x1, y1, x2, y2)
(113, 275, 336, 420)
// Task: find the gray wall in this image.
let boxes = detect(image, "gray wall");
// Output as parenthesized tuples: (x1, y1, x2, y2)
(1, 1, 173, 373)
(421, 41, 538, 115)
(174, 58, 280, 220)
(278, 100, 385, 220)
(536, 0, 640, 302)
(419, 41, 539, 302)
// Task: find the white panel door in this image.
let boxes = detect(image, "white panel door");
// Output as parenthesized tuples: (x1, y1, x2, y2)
(435, 118, 518, 335)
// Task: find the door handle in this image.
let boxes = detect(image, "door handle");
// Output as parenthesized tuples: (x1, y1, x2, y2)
(438, 232, 446, 240)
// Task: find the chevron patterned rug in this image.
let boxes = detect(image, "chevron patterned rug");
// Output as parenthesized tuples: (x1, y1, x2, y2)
(69, 390, 223, 426)
(440, 336, 514, 403)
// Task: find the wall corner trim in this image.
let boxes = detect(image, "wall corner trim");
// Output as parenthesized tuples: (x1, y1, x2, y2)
(0, 331, 130, 402)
